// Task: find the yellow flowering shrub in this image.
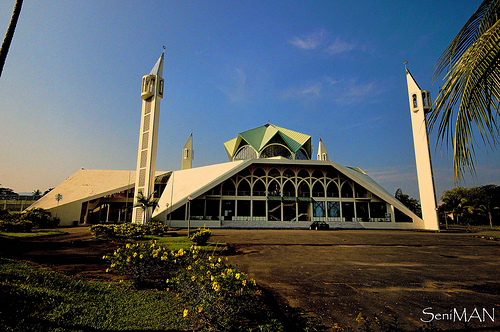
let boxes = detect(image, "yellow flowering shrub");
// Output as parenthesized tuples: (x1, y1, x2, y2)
(104, 241, 196, 288)
(91, 220, 167, 240)
(168, 254, 258, 330)
(189, 227, 212, 245)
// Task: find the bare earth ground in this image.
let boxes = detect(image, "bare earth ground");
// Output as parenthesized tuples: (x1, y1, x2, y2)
(1, 227, 500, 331)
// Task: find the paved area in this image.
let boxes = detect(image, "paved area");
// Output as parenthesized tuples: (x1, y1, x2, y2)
(208, 229, 500, 331)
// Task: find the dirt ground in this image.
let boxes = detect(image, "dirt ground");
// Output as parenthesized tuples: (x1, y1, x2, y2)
(208, 228, 500, 332)
(1, 227, 500, 331)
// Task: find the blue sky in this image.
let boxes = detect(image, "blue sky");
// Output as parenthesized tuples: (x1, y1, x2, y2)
(0, 0, 498, 200)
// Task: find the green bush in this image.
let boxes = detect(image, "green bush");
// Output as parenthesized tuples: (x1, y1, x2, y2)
(105, 241, 260, 330)
(91, 223, 146, 239)
(105, 241, 195, 288)
(170, 254, 259, 330)
(189, 227, 212, 245)
(91, 221, 168, 240)
(21, 208, 59, 228)
(0, 219, 33, 232)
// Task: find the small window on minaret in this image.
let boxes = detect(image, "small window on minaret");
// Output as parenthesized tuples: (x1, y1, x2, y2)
(412, 94, 417, 108)
(184, 148, 189, 159)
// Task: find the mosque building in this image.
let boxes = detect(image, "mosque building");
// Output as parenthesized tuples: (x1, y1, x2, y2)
(27, 54, 439, 230)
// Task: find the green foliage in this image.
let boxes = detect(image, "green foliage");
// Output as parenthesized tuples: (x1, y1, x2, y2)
(394, 188, 422, 218)
(172, 254, 259, 331)
(0, 219, 32, 232)
(189, 227, 212, 245)
(430, 0, 500, 181)
(105, 241, 188, 288)
(440, 185, 500, 226)
(90, 221, 167, 240)
(106, 241, 261, 330)
(21, 208, 59, 228)
(0, 258, 184, 331)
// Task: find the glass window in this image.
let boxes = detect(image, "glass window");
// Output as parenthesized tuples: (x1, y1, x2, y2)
(313, 201, 325, 217)
(328, 201, 340, 217)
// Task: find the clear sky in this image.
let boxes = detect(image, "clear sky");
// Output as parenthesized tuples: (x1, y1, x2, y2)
(0, 0, 498, 200)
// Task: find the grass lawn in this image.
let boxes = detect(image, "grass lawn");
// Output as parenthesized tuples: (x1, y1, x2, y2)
(0, 230, 65, 239)
(0, 258, 186, 331)
(0, 231, 316, 331)
(145, 234, 228, 253)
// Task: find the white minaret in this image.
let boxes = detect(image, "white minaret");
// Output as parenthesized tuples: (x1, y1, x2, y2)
(405, 68, 439, 231)
(132, 52, 165, 224)
(317, 138, 329, 161)
(182, 133, 194, 170)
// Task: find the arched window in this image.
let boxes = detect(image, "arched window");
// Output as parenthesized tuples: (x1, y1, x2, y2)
(283, 180, 296, 197)
(340, 182, 353, 198)
(283, 168, 295, 179)
(298, 181, 310, 197)
(252, 168, 265, 178)
(237, 180, 251, 196)
(312, 181, 325, 197)
(268, 180, 281, 197)
(326, 181, 339, 197)
(295, 149, 309, 160)
(412, 94, 418, 108)
(268, 168, 281, 178)
(298, 169, 310, 180)
(252, 179, 266, 196)
(260, 144, 293, 159)
(221, 180, 236, 196)
(312, 170, 324, 180)
(234, 145, 257, 160)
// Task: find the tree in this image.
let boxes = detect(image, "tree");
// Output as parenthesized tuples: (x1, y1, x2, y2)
(395, 188, 422, 218)
(430, 0, 500, 182)
(0, 186, 17, 197)
(134, 191, 159, 224)
(0, 0, 23, 78)
(43, 188, 54, 196)
(440, 187, 469, 225)
(480, 184, 500, 227)
(32, 189, 41, 196)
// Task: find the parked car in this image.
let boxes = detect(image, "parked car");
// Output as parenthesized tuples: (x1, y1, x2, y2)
(309, 221, 329, 230)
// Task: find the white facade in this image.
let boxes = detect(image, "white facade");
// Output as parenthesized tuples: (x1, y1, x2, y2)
(132, 53, 165, 224)
(406, 69, 440, 231)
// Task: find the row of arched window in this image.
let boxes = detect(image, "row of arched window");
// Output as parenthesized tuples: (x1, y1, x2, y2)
(206, 166, 371, 199)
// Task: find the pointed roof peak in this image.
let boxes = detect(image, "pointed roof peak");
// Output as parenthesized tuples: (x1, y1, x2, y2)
(149, 52, 164, 77)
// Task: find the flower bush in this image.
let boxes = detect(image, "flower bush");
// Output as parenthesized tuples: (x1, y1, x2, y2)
(105, 241, 260, 330)
(104, 241, 196, 288)
(189, 227, 212, 245)
(91, 221, 168, 240)
(168, 254, 259, 330)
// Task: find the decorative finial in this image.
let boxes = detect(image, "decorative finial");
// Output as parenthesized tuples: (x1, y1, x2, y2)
(162, 45, 166, 54)
(404, 61, 408, 70)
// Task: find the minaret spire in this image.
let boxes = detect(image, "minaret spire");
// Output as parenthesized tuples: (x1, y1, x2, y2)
(317, 138, 329, 161)
(405, 67, 439, 231)
(182, 133, 194, 170)
(132, 53, 165, 224)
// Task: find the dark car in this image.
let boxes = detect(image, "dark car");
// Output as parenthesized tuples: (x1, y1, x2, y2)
(309, 221, 329, 230)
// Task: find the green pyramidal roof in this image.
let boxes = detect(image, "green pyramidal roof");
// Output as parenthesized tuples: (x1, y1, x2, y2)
(224, 124, 312, 160)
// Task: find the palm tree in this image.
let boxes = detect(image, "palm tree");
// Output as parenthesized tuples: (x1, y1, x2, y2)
(134, 191, 159, 224)
(430, 0, 500, 182)
(0, 0, 23, 78)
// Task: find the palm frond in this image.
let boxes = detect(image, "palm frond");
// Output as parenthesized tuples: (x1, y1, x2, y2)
(433, 0, 500, 81)
(430, 0, 500, 182)
(430, 20, 500, 181)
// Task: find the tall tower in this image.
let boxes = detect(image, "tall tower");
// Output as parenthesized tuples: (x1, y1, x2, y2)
(132, 52, 165, 224)
(182, 133, 194, 170)
(317, 138, 329, 161)
(405, 68, 439, 231)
